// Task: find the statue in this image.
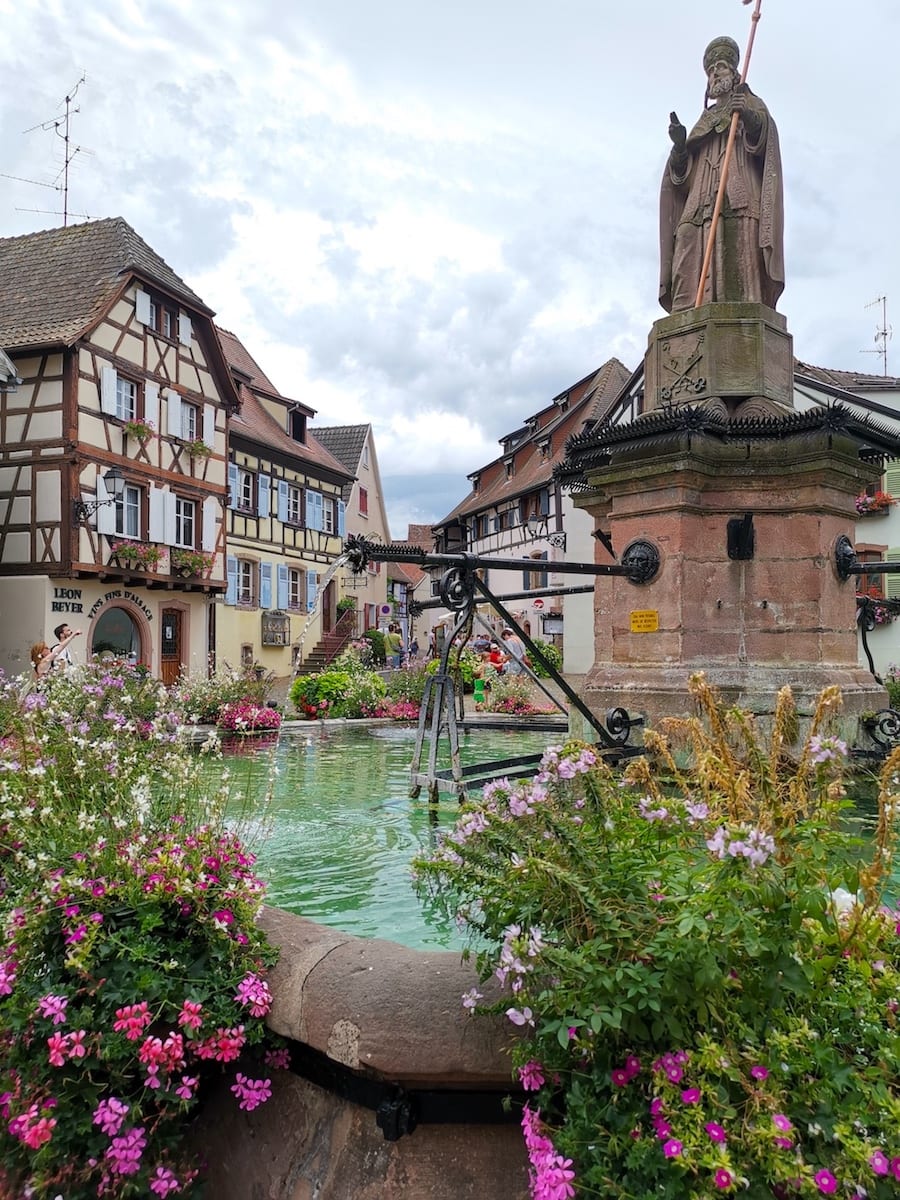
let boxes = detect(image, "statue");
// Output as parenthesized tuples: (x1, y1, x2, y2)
(659, 35, 784, 314)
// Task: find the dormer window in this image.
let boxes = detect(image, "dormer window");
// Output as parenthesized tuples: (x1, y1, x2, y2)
(539, 438, 552, 460)
(505, 458, 515, 479)
(290, 409, 306, 443)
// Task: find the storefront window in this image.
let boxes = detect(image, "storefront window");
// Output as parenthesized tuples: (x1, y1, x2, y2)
(91, 607, 140, 663)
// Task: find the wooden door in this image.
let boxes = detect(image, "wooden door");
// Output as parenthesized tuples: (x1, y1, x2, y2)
(160, 608, 183, 687)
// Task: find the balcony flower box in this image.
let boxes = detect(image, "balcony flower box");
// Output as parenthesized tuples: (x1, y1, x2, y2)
(855, 490, 895, 516)
(109, 539, 164, 571)
(122, 418, 156, 441)
(184, 438, 212, 459)
(171, 548, 215, 577)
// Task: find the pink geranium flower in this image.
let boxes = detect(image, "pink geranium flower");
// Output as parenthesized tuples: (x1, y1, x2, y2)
(814, 1170, 838, 1194)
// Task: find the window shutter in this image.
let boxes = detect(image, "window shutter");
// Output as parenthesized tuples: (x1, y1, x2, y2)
(96, 472, 116, 535)
(260, 562, 273, 609)
(884, 467, 900, 497)
(539, 488, 550, 516)
(493, 516, 500, 533)
(135, 290, 151, 325)
(306, 569, 318, 613)
(227, 463, 239, 510)
(885, 547, 900, 600)
(337, 499, 346, 536)
(166, 389, 182, 437)
(164, 491, 177, 545)
(278, 480, 289, 523)
(149, 485, 166, 542)
(305, 489, 323, 531)
(202, 404, 215, 448)
(257, 473, 271, 518)
(202, 496, 217, 552)
(144, 382, 159, 429)
(178, 314, 192, 346)
(523, 567, 530, 589)
(277, 563, 289, 609)
(100, 366, 118, 416)
(225, 555, 238, 605)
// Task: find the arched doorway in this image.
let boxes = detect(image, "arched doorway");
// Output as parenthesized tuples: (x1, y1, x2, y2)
(91, 606, 142, 664)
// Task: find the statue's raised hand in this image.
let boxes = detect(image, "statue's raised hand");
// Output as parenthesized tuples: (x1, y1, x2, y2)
(668, 111, 687, 149)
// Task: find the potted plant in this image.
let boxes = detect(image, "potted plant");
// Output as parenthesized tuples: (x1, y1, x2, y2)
(122, 417, 157, 441)
(171, 548, 216, 577)
(855, 489, 895, 515)
(184, 437, 212, 458)
(109, 539, 165, 571)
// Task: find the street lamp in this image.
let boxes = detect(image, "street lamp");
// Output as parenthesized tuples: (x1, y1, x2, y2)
(72, 466, 127, 526)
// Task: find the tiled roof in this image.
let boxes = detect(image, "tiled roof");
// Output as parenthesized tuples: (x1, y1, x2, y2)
(0, 217, 210, 351)
(309, 424, 371, 474)
(437, 357, 631, 526)
(795, 359, 900, 391)
(218, 329, 353, 480)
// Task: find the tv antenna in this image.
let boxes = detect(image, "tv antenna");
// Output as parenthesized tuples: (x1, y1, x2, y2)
(861, 295, 891, 377)
(13, 75, 92, 226)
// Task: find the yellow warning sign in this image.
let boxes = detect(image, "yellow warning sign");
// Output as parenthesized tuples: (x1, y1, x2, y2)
(630, 610, 659, 633)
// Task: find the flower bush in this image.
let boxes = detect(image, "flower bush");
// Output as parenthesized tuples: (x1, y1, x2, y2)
(109, 540, 165, 570)
(487, 674, 550, 716)
(289, 668, 387, 719)
(415, 675, 900, 1200)
(0, 661, 283, 1196)
(855, 490, 894, 515)
(528, 638, 563, 679)
(183, 438, 212, 458)
(169, 665, 252, 724)
(217, 698, 282, 733)
(170, 548, 215, 576)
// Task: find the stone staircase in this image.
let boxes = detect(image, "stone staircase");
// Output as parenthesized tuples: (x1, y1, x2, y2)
(294, 609, 357, 676)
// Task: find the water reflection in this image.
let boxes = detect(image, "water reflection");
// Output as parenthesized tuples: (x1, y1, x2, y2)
(209, 724, 554, 950)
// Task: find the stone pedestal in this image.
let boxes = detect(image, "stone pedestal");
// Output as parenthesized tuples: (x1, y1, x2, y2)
(644, 302, 793, 415)
(574, 425, 886, 735)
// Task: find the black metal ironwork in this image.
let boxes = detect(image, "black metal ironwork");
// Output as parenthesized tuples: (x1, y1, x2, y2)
(860, 709, 900, 754)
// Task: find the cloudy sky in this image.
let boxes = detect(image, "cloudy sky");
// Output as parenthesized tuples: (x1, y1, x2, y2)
(2, 0, 898, 535)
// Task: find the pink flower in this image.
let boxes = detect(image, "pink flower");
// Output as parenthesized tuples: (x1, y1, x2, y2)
(715, 1169, 733, 1190)
(93, 1097, 129, 1137)
(772, 1113, 792, 1132)
(177, 999, 203, 1031)
(518, 1061, 546, 1092)
(665, 1065, 683, 1083)
(105, 1126, 147, 1176)
(36, 994, 68, 1025)
(681, 1087, 701, 1104)
(774, 1136, 793, 1150)
(869, 1151, 889, 1176)
(65, 1029, 87, 1059)
(750, 1064, 768, 1080)
(650, 1098, 665, 1117)
(611, 1068, 630, 1087)
(47, 1032, 66, 1067)
(265, 1047, 291, 1071)
(230, 1073, 272, 1111)
(705, 1122, 727, 1143)
(814, 1170, 838, 1194)
(891, 1158, 900, 1181)
(175, 1074, 198, 1102)
(149, 1166, 180, 1196)
(235, 972, 272, 1018)
(21, 1116, 56, 1149)
(663, 1138, 682, 1158)
(506, 1007, 534, 1026)
(113, 1001, 152, 1041)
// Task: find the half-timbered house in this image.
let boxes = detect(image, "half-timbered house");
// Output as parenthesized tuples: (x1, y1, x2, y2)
(0, 218, 237, 683)
(218, 329, 355, 678)
(309, 423, 391, 634)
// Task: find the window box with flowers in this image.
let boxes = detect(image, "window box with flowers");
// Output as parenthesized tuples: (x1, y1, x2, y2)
(122, 418, 157, 441)
(855, 490, 895, 516)
(184, 438, 213, 459)
(109, 539, 165, 571)
(171, 548, 216, 577)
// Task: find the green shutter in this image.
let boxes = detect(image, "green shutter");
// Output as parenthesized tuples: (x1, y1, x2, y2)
(884, 466, 900, 498)
(885, 547, 900, 600)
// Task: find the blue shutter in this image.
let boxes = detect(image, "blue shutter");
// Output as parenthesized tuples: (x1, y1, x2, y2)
(278, 480, 289, 523)
(277, 563, 289, 609)
(493, 516, 500, 533)
(540, 488, 550, 516)
(337, 499, 346, 536)
(305, 489, 323, 531)
(306, 570, 318, 613)
(225, 555, 238, 605)
(257, 474, 271, 518)
(260, 562, 272, 609)
(227, 463, 239, 510)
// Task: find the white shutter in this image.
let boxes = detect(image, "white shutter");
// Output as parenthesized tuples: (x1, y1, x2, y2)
(306, 569, 318, 613)
(100, 366, 118, 416)
(144, 382, 160, 430)
(337, 500, 346, 536)
(227, 462, 239, 509)
(202, 496, 217, 552)
(260, 562, 273, 609)
(257, 474, 271, 518)
(166, 389, 182, 437)
(277, 563, 289, 609)
(225, 555, 238, 605)
(278, 480, 289, 523)
(164, 491, 177, 545)
(135, 290, 152, 325)
(149, 485, 166, 542)
(178, 314, 192, 346)
(202, 404, 215, 449)
(95, 472, 116, 535)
